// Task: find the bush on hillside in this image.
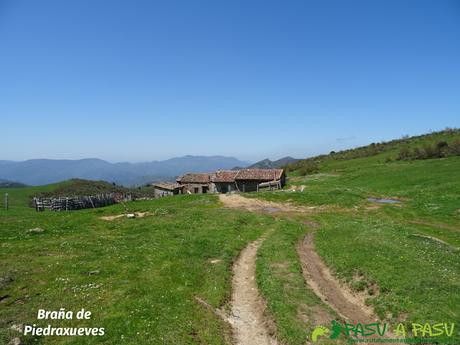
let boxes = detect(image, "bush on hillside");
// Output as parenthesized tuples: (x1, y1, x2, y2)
(422, 144, 437, 158)
(397, 140, 459, 161)
(285, 162, 296, 172)
(412, 147, 426, 160)
(283, 128, 460, 171)
(450, 140, 460, 155)
(437, 141, 448, 150)
(298, 161, 320, 176)
(397, 146, 411, 160)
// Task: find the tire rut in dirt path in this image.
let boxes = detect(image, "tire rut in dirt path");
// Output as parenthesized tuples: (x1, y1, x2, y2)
(226, 237, 279, 345)
(219, 194, 402, 345)
(297, 233, 374, 323)
(220, 193, 375, 324)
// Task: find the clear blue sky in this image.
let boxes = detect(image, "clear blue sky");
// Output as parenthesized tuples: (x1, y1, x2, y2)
(1, 0, 459, 162)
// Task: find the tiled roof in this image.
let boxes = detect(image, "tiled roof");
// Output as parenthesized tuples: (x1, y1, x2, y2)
(235, 169, 284, 181)
(177, 173, 210, 184)
(211, 170, 239, 183)
(153, 182, 182, 190)
(176, 169, 284, 184)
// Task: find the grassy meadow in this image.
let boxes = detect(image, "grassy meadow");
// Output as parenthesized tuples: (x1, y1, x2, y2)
(251, 133, 460, 344)
(1, 130, 460, 345)
(0, 188, 280, 344)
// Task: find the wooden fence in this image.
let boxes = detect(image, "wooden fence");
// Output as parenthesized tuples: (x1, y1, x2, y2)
(33, 193, 132, 212)
(257, 180, 282, 192)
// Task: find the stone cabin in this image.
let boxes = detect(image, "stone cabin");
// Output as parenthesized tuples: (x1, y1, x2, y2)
(211, 170, 239, 193)
(152, 182, 183, 198)
(234, 168, 285, 192)
(176, 168, 285, 194)
(176, 173, 211, 194)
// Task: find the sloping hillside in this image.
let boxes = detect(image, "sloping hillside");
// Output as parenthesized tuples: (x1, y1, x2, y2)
(285, 128, 460, 175)
(248, 130, 460, 344)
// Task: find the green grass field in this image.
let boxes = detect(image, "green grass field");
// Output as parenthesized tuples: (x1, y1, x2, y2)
(1, 190, 280, 344)
(1, 131, 459, 344)
(251, 142, 460, 343)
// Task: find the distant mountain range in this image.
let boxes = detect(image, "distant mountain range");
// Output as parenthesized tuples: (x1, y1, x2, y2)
(0, 156, 250, 186)
(246, 156, 298, 169)
(0, 179, 28, 188)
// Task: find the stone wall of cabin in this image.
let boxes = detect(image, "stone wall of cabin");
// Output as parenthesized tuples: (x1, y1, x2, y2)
(181, 183, 211, 194)
(154, 188, 175, 198)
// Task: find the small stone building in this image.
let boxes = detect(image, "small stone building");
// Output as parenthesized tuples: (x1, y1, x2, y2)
(177, 173, 211, 194)
(153, 182, 183, 198)
(175, 168, 285, 194)
(211, 170, 238, 193)
(234, 169, 285, 192)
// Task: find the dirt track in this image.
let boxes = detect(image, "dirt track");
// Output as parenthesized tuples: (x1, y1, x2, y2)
(226, 237, 278, 345)
(297, 233, 373, 322)
(219, 193, 327, 214)
(219, 193, 375, 325)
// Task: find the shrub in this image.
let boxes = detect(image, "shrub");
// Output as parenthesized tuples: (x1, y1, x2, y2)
(437, 141, 450, 157)
(436, 141, 448, 150)
(421, 143, 447, 159)
(422, 144, 436, 159)
(397, 146, 411, 160)
(285, 163, 296, 172)
(298, 161, 320, 176)
(449, 140, 460, 156)
(412, 147, 426, 160)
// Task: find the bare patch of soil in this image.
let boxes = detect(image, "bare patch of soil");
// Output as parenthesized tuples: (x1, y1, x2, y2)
(226, 237, 279, 345)
(195, 237, 279, 345)
(288, 185, 306, 192)
(312, 305, 334, 325)
(219, 194, 332, 215)
(296, 233, 374, 323)
(218, 193, 405, 343)
(365, 204, 382, 211)
(297, 304, 335, 329)
(220, 194, 376, 324)
(99, 212, 150, 221)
